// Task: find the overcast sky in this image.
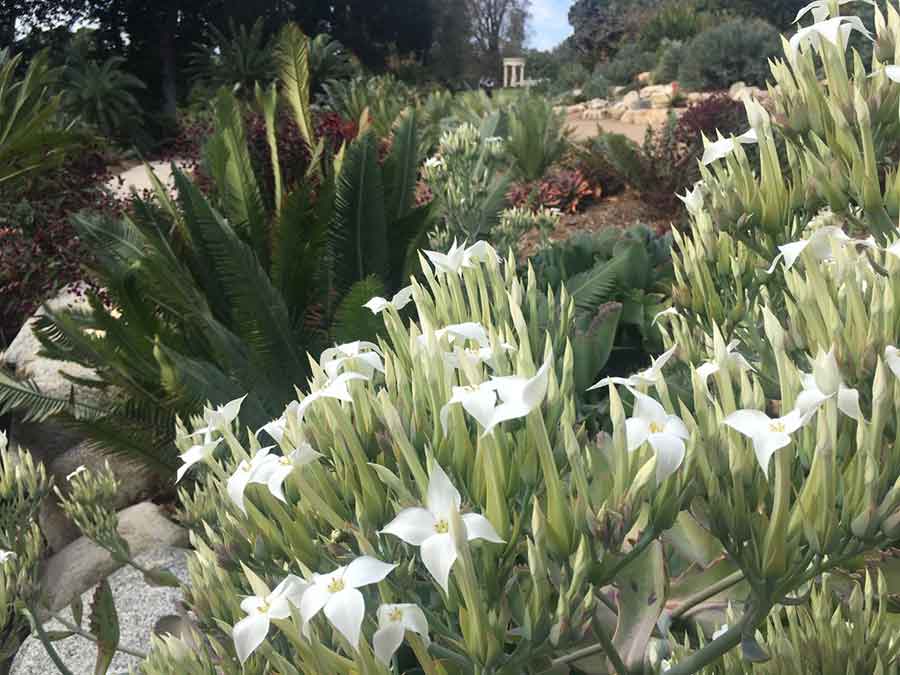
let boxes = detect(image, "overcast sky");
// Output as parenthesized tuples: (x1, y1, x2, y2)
(527, 0, 573, 51)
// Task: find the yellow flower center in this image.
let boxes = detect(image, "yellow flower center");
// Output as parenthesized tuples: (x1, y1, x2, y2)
(769, 421, 785, 433)
(279, 456, 292, 465)
(434, 519, 449, 534)
(257, 601, 270, 614)
(241, 462, 251, 472)
(648, 422, 664, 434)
(328, 578, 345, 593)
(388, 607, 403, 622)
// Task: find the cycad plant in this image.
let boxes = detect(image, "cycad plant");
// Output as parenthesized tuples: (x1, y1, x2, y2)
(505, 94, 569, 182)
(0, 49, 77, 188)
(189, 18, 276, 98)
(62, 54, 146, 140)
(0, 25, 431, 474)
(321, 75, 413, 138)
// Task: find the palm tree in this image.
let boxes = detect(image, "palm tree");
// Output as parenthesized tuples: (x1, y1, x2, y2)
(62, 55, 146, 139)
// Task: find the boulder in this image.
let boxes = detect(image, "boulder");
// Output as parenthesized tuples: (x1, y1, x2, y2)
(39, 502, 189, 616)
(588, 98, 608, 110)
(40, 442, 163, 552)
(621, 108, 671, 127)
(622, 90, 642, 110)
(637, 71, 652, 84)
(582, 108, 606, 121)
(728, 81, 749, 100)
(606, 102, 628, 120)
(650, 92, 672, 109)
(568, 103, 587, 114)
(3, 285, 116, 463)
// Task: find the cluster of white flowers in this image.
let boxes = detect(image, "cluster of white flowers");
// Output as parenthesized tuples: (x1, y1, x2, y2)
(174, 241, 546, 665)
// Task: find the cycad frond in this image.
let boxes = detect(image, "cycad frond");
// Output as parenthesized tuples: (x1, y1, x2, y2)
(330, 132, 389, 290)
(330, 276, 386, 344)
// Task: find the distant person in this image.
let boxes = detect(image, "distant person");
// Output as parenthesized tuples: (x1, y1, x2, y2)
(480, 77, 495, 98)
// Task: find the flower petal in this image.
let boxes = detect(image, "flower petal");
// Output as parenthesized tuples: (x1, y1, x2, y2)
(342, 556, 397, 589)
(837, 385, 863, 421)
(632, 392, 668, 427)
(420, 532, 458, 593)
(299, 583, 330, 624)
(723, 410, 772, 438)
(886, 346, 900, 378)
(426, 464, 462, 518)
(373, 620, 405, 664)
(664, 415, 689, 440)
(364, 297, 390, 314)
(398, 604, 430, 639)
(381, 507, 437, 546)
(752, 432, 792, 478)
(462, 513, 505, 544)
(266, 462, 295, 503)
(324, 588, 365, 648)
(233, 612, 270, 665)
(648, 433, 686, 483)
(625, 416, 650, 452)
(227, 465, 253, 514)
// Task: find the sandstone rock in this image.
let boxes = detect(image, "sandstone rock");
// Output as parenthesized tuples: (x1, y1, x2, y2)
(611, 85, 627, 97)
(728, 81, 750, 100)
(588, 98, 608, 110)
(621, 108, 671, 127)
(650, 92, 672, 109)
(582, 108, 606, 121)
(622, 91, 642, 110)
(40, 442, 162, 552)
(637, 71, 652, 84)
(568, 103, 587, 114)
(3, 286, 116, 462)
(606, 102, 627, 120)
(39, 502, 189, 616)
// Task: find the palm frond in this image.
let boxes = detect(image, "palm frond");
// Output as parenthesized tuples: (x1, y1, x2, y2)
(0, 370, 108, 422)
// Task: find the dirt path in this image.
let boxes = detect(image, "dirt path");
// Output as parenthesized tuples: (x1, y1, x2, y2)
(565, 115, 653, 144)
(106, 159, 192, 199)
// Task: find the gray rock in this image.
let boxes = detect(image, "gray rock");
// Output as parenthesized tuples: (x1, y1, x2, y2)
(40, 442, 162, 552)
(622, 90, 642, 110)
(3, 285, 116, 464)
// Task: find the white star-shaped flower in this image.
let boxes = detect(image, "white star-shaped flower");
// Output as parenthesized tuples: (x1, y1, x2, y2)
(232, 574, 308, 664)
(373, 603, 430, 665)
(300, 556, 397, 648)
(320, 341, 384, 380)
(625, 392, 690, 483)
(380, 464, 503, 593)
(363, 286, 414, 314)
(789, 15, 871, 56)
(723, 409, 806, 477)
(589, 344, 678, 391)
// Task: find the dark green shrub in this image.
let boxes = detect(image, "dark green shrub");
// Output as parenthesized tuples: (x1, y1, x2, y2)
(528, 224, 672, 390)
(653, 39, 685, 84)
(583, 72, 610, 100)
(678, 18, 780, 91)
(638, 0, 712, 51)
(595, 44, 658, 85)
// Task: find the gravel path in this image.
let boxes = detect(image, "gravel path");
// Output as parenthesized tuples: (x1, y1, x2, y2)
(12, 547, 189, 675)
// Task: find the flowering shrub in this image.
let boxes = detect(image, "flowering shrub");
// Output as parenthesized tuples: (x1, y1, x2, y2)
(422, 123, 510, 248)
(10, 7, 900, 674)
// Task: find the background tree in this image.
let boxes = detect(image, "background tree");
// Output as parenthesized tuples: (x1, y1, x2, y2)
(466, 0, 532, 80)
(567, 0, 659, 63)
